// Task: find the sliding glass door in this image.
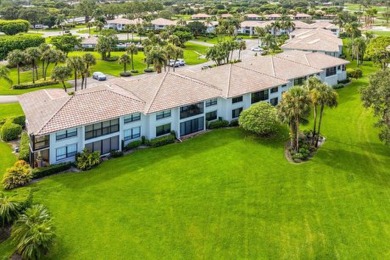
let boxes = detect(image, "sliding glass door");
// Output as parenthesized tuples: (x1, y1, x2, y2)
(180, 117, 204, 136)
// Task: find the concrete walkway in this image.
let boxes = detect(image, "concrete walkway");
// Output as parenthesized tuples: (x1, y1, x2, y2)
(188, 40, 214, 47)
(0, 95, 18, 103)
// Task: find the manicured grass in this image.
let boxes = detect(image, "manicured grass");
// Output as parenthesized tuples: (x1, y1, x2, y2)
(182, 42, 208, 65)
(0, 60, 389, 258)
(369, 30, 390, 36)
(0, 103, 23, 120)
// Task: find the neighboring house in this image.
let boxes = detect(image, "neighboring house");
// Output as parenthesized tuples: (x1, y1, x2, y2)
(81, 37, 98, 48)
(151, 18, 177, 30)
(204, 21, 218, 33)
(266, 14, 281, 20)
(238, 21, 283, 36)
(244, 14, 262, 21)
(308, 21, 340, 36)
(18, 51, 348, 167)
(191, 13, 211, 20)
(281, 28, 343, 57)
(294, 13, 312, 20)
(221, 14, 233, 19)
(105, 18, 143, 31)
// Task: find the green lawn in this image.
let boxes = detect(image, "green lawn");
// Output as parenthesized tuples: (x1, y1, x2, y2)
(0, 103, 23, 121)
(0, 60, 389, 258)
(369, 30, 390, 36)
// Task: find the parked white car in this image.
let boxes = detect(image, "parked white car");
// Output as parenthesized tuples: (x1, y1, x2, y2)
(169, 60, 180, 67)
(251, 47, 263, 52)
(92, 72, 107, 81)
(177, 59, 186, 66)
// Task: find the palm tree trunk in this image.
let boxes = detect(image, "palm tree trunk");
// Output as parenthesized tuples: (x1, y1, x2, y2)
(62, 81, 67, 92)
(312, 105, 318, 144)
(131, 53, 134, 71)
(295, 117, 300, 152)
(17, 65, 20, 85)
(45, 63, 50, 81)
(316, 105, 325, 147)
(84, 74, 88, 89)
(290, 122, 295, 149)
(81, 76, 84, 90)
(32, 62, 35, 84)
(42, 61, 45, 80)
(74, 71, 77, 91)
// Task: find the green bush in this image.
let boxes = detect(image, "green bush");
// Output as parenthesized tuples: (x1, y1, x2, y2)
(144, 68, 154, 73)
(229, 119, 239, 127)
(32, 163, 72, 179)
(346, 68, 363, 79)
(2, 160, 33, 190)
(120, 72, 132, 77)
(333, 83, 345, 89)
(0, 19, 29, 35)
(12, 80, 58, 89)
(239, 102, 280, 136)
(104, 56, 119, 62)
(76, 149, 101, 171)
(124, 140, 142, 151)
(1, 119, 22, 141)
(18, 132, 30, 162)
(110, 150, 123, 158)
(0, 34, 45, 60)
(208, 119, 229, 129)
(12, 115, 26, 128)
(150, 134, 176, 148)
(338, 78, 350, 84)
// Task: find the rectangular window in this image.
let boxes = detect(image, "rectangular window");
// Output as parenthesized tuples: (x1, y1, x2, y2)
(281, 84, 287, 88)
(206, 111, 217, 121)
(326, 67, 337, 77)
(232, 107, 243, 118)
(56, 143, 77, 161)
(85, 136, 119, 155)
(85, 119, 119, 140)
(342, 65, 346, 71)
(180, 102, 204, 119)
(56, 128, 77, 141)
(180, 117, 204, 136)
(124, 113, 141, 124)
(232, 96, 243, 104)
(205, 98, 218, 107)
(33, 135, 50, 150)
(156, 123, 171, 137)
(294, 77, 305, 85)
(270, 87, 278, 93)
(156, 110, 171, 120)
(124, 127, 141, 141)
(251, 90, 269, 104)
(270, 97, 279, 106)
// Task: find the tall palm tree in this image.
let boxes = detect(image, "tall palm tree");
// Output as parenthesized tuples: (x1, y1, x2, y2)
(7, 50, 25, 85)
(305, 77, 324, 142)
(316, 86, 338, 147)
(350, 37, 366, 66)
(25, 47, 42, 83)
(39, 43, 51, 78)
(11, 204, 55, 260)
(238, 40, 246, 60)
(0, 193, 21, 228)
(82, 53, 96, 89)
(126, 44, 138, 71)
(277, 86, 311, 151)
(55, 14, 65, 33)
(254, 27, 267, 47)
(118, 54, 131, 74)
(51, 66, 72, 92)
(66, 56, 83, 91)
(146, 46, 167, 73)
(263, 33, 277, 52)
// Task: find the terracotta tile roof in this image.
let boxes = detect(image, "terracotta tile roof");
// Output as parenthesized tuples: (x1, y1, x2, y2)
(191, 13, 211, 19)
(221, 14, 233, 18)
(292, 21, 310, 29)
(295, 13, 312, 18)
(281, 28, 342, 52)
(239, 55, 322, 80)
(106, 18, 143, 25)
(240, 21, 273, 28)
(277, 50, 349, 69)
(245, 14, 261, 18)
(151, 18, 177, 26)
(19, 85, 145, 135)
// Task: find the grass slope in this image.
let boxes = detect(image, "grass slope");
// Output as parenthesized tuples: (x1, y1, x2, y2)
(0, 60, 389, 258)
(0, 103, 23, 120)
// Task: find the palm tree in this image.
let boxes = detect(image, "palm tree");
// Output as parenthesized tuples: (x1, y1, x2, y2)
(305, 77, 324, 142)
(0, 66, 13, 86)
(51, 66, 72, 92)
(316, 86, 338, 147)
(277, 86, 311, 151)
(238, 40, 246, 60)
(168, 35, 181, 47)
(55, 14, 65, 33)
(11, 204, 55, 260)
(350, 37, 366, 66)
(146, 46, 167, 73)
(118, 54, 131, 74)
(87, 21, 94, 36)
(66, 56, 83, 91)
(25, 47, 42, 83)
(263, 33, 277, 52)
(82, 53, 96, 89)
(0, 193, 21, 228)
(126, 44, 138, 72)
(254, 27, 267, 47)
(7, 50, 25, 85)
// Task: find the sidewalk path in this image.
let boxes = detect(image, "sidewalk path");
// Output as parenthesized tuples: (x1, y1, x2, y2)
(0, 96, 18, 103)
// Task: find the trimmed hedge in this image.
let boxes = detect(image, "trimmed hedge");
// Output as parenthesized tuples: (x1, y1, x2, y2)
(12, 115, 26, 128)
(124, 140, 142, 151)
(346, 68, 363, 79)
(0, 19, 30, 35)
(0, 34, 45, 60)
(12, 80, 58, 89)
(1, 119, 22, 141)
(208, 119, 229, 129)
(32, 163, 73, 179)
(18, 132, 30, 162)
(150, 134, 175, 148)
(332, 83, 345, 89)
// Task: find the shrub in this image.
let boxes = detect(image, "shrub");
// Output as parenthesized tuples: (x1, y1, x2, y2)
(110, 150, 123, 158)
(104, 56, 119, 62)
(131, 70, 139, 73)
(2, 160, 33, 190)
(333, 83, 345, 89)
(12, 80, 58, 89)
(124, 140, 142, 151)
(0, 34, 45, 60)
(337, 78, 350, 84)
(32, 163, 72, 179)
(229, 119, 239, 127)
(239, 102, 280, 136)
(76, 149, 101, 171)
(208, 119, 229, 129)
(120, 72, 132, 77)
(18, 132, 30, 162)
(12, 115, 26, 128)
(1, 119, 22, 141)
(0, 19, 29, 35)
(346, 68, 363, 79)
(149, 134, 176, 148)
(144, 68, 154, 73)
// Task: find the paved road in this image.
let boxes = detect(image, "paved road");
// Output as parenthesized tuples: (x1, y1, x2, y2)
(0, 39, 260, 103)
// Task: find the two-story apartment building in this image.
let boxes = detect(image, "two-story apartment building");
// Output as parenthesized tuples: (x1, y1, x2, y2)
(18, 51, 349, 167)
